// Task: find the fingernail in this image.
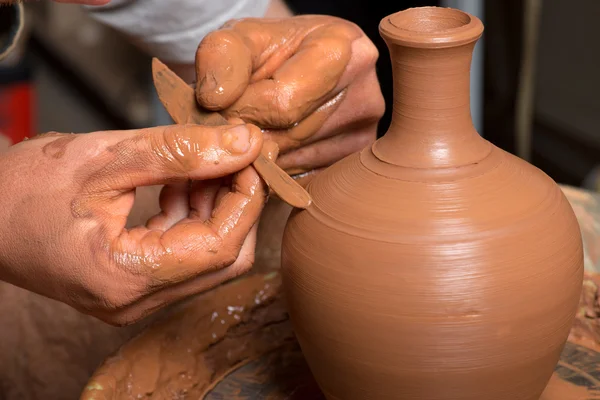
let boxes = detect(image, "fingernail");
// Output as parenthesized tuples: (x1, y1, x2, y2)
(198, 73, 218, 94)
(222, 125, 251, 154)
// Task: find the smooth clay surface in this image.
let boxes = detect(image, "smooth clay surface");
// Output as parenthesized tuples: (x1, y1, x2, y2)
(282, 6, 584, 400)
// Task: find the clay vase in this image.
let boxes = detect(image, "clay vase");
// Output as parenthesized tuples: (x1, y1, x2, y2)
(281, 6, 584, 400)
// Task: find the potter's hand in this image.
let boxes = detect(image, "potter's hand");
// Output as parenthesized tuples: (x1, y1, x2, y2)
(195, 15, 384, 180)
(0, 124, 267, 326)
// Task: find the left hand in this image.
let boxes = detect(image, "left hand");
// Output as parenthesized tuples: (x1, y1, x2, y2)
(195, 15, 385, 180)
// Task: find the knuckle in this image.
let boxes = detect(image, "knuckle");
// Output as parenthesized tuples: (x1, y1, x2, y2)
(363, 39, 380, 63)
(158, 125, 197, 173)
(197, 30, 235, 54)
(218, 247, 239, 268)
(315, 36, 351, 58)
(272, 91, 302, 128)
(94, 287, 134, 314)
(350, 130, 377, 153)
(328, 21, 379, 67)
(360, 38, 380, 66)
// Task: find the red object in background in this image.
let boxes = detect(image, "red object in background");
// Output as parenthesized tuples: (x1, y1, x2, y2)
(0, 80, 35, 145)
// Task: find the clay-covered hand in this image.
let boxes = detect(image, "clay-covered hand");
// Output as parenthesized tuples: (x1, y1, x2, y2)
(195, 15, 384, 179)
(0, 124, 267, 326)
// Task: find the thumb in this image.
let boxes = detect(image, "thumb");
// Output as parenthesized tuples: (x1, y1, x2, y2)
(84, 123, 263, 191)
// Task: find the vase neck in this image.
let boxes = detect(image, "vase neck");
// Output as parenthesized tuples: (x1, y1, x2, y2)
(373, 7, 490, 169)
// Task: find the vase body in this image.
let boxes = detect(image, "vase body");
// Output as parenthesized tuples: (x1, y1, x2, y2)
(281, 7, 584, 400)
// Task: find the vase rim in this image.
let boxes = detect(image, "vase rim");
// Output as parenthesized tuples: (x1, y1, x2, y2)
(379, 6, 483, 48)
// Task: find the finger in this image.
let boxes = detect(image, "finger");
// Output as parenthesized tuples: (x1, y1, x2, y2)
(204, 166, 264, 245)
(146, 183, 190, 230)
(263, 90, 347, 153)
(189, 179, 221, 221)
(114, 165, 266, 284)
(102, 223, 260, 325)
(226, 116, 245, 125)
(195, 29, 253, 110)
(276, 128, 376, 175)
(223, 24, 354, 129)
(82, 124, 262, 192)
(195, 17, 323, 110)
(215, 186, 230, 209)
(264, 67, 382, 154)
(332, 34, 380, 94)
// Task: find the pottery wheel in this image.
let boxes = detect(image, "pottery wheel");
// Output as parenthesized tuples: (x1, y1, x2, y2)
(82, 270, 600, 400)
(203, 341, 600, 399)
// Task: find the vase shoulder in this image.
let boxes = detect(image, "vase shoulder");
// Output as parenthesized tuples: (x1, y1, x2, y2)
(303, 143, 574, 243)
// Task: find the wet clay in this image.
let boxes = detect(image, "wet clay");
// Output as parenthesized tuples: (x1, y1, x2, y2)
(281, 7, 584, 400)
(152, 58, 312, 209)
(81, 272, 295, 400)
(195, 16, 360, 128)
(41, 134, 78, 159)
(262, 89, 348, 158)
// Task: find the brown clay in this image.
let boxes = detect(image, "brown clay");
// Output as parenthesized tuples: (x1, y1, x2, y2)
(281, 6, 584, 400)
(80, 272, 294, 400)
(194, 16, 360, 127)
(152, 58, 312, 209)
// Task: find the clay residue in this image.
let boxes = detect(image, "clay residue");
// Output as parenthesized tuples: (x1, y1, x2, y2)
(41, 134, 77, 159)
(569, 273, 600, 352)
(153, 57, 312, 210)
(195, 16, 359, 129)
(81, 272, 294, 400)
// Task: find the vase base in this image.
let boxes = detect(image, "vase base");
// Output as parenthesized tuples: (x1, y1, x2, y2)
(204, 340, 600, 400)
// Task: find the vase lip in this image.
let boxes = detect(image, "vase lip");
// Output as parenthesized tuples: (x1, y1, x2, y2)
(379, 6, 483, 49)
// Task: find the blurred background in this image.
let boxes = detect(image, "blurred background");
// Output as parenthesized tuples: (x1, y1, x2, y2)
(1, 0, 599, 191)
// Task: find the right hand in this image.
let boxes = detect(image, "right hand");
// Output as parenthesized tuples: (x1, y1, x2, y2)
(195, 15, 384, 182)
(0, 123, 267, 326)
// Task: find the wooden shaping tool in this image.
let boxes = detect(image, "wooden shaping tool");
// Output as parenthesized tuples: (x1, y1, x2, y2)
(152, 58, 312, 209)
